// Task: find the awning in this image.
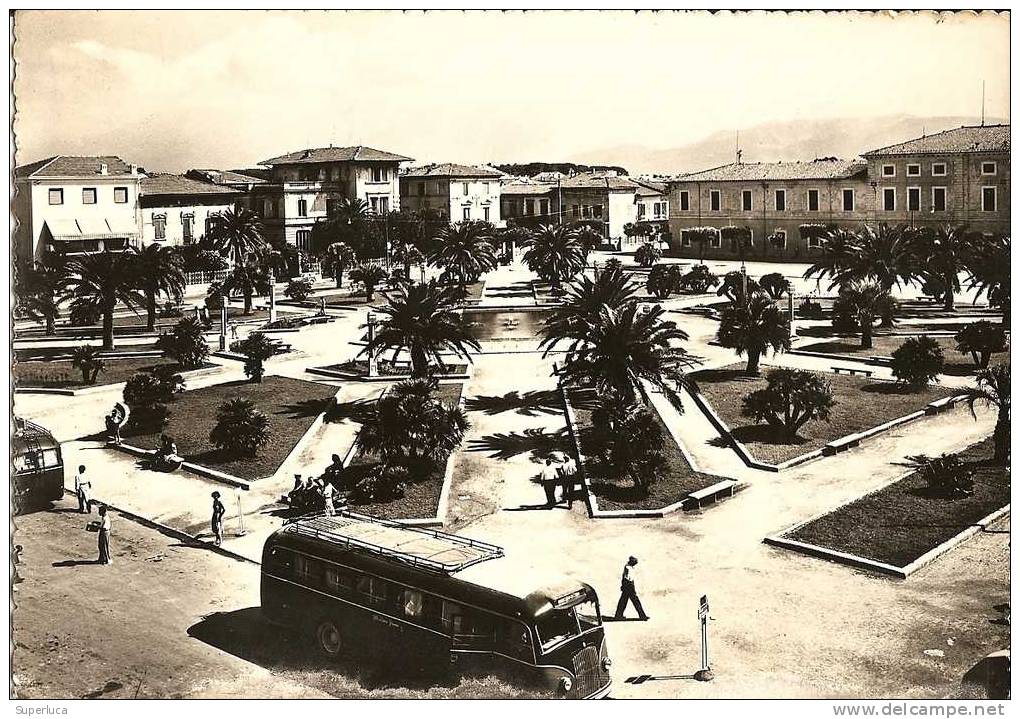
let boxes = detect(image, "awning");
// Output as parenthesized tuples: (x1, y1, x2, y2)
(44, 218, 137, 241)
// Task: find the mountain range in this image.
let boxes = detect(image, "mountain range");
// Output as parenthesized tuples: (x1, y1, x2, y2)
(569, 115, 1009, 176)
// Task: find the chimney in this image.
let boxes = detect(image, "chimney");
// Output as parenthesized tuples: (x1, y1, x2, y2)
(129, 164, 138, 174)
(99, 162, 109, 175)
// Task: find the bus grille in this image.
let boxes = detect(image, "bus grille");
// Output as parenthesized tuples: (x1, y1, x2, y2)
(571, 645, 602, 698)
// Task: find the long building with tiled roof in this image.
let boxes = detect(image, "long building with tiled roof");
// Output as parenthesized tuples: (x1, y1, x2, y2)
(863, 124, 1010, 156)
(402, 163, 503, 179)
(139, 173, 242, 247)
(400, 163, 502, 224)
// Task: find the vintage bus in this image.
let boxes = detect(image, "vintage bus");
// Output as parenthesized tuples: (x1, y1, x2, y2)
(261, 512, 612, 698)
(12, 417, 64, 514)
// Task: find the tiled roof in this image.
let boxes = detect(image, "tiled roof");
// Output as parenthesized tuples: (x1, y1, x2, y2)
(863, 124, 1010, 156)
(260, 145, 413, 166)
(402, 163, 503, 179)
(16, 155, 136, 178)
(558, 173, 641, 191)
(675, 158, 866, 183)
(500, 182, 556, 196)
(189, 168, 268, 185)
(141, 173, 242, 196)
(634, 180, 667, 196)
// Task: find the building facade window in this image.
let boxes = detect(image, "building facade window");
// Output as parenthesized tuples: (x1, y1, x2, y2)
(772, 229, 787, 249)
(842, 189, 855, 212)
(462, 182, 470, 195)
(462, 207, 471, 221)
(114, 187, 129, 204)
(932, 187, 947, 212)
(679, 190, 690, 211)
(709, 230, 721, 248)
(263, 199, 274, 218)
(741, 190, 752, 211)
(774, 189, 786, 212)
(539, 199, 549, 216)
(82, 188, 97, 205)
(906, 164, 921, 177)
(981, 161, 997, 176)
(483, 206, 490, 222)
(524, 199, 534, 216)
(572, 205, 580, 218)
(153, 214, 166, 241)
(907, 187, 921, 212)
(680, 231, 691, 247)
(807, 189, 819, 212)
(48, 188, 63, 205)
(654, 201, 667, 218)
(982, 186, 997, 212)
(808, 234, 822, 249)
(417, 182, 426, 196)
(297, 199, 308, 217)
(710, 190, 721, 212)
(369, 196, 389, 214)
(881, 164, 895, 177)
(296, 229, 312, 250)
(637, 203, 646, 219)
(932, 162, 947, 176)
(882, 187, 896, 212)
(182, 214, 194, 243)
(593, 205, 604, 218)
(370, 167, 390, 183)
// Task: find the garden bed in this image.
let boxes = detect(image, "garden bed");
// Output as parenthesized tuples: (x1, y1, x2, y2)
(565, 387, 719, 511)
(14, 342, 163, 361)
(782, 438, 1009, 568)
(13, 356, 204, 389)
(312, 360, 469, 380)
(123, 375, 338, 481)
(692, 364, 957, 465)
(798, 336, 1004, 377)
(343, 382, 464, 520)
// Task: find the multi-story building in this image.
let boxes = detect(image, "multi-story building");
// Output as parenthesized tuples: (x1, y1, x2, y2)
(186, 168, 268, 193)
(500, 182, 559, 229)
(558, 172, 647, 241)
(861, 124, 1009, 236)
(399, 164, 503, 224)
(251, 145, 412, 250)
(139, 173, 242, 247)
(13, 155, 142, 265)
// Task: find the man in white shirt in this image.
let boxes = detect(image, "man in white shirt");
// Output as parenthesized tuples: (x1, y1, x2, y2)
(557, 453, 578, 509)
(614, 556, 648, 621)
(74, 465, 92, 514)
(537, 458, 559, 507)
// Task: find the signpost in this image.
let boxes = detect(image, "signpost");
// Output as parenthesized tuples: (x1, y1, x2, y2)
(268, 270, 277, 324)
(366, 311, 377, 378)
(694, 595, 714, 682)
(218, 304, 227, 352)
(788, 290, 796, 339)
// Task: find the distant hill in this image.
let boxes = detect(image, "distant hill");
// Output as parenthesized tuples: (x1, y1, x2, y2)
(492, 161, 629, 178)
(569, 115, 1009, 175)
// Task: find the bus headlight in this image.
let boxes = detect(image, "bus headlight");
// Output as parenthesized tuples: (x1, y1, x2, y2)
(602, 657, 613, 671)
(559, 677, 572, 694)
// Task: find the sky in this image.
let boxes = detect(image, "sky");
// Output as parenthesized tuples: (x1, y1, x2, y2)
(12, 10, 1010, 173)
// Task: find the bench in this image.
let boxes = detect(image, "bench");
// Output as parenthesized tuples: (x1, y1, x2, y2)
(275, 342, 293, 353)
(687, 479, 738, 508)
(925, 396, 960, 415)
(831, 366, 873, 378)
(822, 434, 862, 456)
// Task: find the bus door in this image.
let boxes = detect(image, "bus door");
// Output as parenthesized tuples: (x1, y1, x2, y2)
(445, 601, 495, 655)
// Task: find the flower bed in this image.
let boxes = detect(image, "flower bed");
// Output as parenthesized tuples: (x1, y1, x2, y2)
(798, 336, 1003, 377)
(13, 356, 209, 389)
(344, 382, 464, 520)
(784, 438, 1009, 567)
(692, 364, 957, 465)
(566, 387, 719, 511)
(124, 375, 338, 481)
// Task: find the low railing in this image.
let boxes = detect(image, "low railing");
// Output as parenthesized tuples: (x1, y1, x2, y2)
(184, 269, 231, 285)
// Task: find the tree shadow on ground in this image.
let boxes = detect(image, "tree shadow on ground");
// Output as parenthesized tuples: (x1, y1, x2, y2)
(730, 424, 809, 447)
(323, 399, 375, 424)
(692, 368, 759, 384)
(464, 390, 563, 417)
(277, 396, 336, 419)
(860, 382, 924, 395)
(467, 428, 571, 461)
(590, 479, 649, 503)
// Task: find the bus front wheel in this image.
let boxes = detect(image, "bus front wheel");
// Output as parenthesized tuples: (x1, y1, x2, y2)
(314, 618, 344, 660)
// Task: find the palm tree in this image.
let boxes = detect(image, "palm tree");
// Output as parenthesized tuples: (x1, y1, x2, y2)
(132, 243, 186, 330)
(803, 226, 858, 291)
(362, 281, 481, 377)
(207, 207, 266, 264)
(964, 234, 1010, 325)
(349, 264, 389, 302)
(323, 242, 358, 288)
(716, 292, 791, 376)
(333, 197, 370, 227)
(15, 257, 64, 335)
(71, 345, 105, 385)
(557, 303, 699, 408)
(849, 222, 920, 292)
(910, 225, 966, 310)
(574, 224, 604, 262)
(963, 363, 1009, 464)
(539, 263, 639, 355)
(221, 257, 271, 315)
(831, 281, 896, 349)
(522, 224, 586, 292)
(429, 221, 498, 289)
(62, 250, 145, 350)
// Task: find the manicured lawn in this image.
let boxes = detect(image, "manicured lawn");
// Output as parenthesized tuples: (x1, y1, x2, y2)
(786, 438, 1009, 567)
(797, 320, 1003, 340)
(566, 387, 718, 511)
(13, 356, 208, 389)
(693, 363, 957, 465)
(14, 342, 162, 361)
(344, 382, 464, 520)
(124, 375, 338, 481)
(800, 336, 1006, 377)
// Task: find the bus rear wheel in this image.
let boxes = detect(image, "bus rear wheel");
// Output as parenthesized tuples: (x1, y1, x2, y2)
(314, 618, 344, 660)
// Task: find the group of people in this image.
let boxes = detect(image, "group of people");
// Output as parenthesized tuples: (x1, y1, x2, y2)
(76, 465, 112, 564)
(287, 465, 345, 517)
(152, 434, 184, 471)
(534, 451, 580, 509)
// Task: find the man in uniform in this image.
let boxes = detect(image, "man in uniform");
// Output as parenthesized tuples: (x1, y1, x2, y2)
(614, 556, 649, 621)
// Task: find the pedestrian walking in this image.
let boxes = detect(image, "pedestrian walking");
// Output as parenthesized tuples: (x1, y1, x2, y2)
(614, 556, 649, 621)
(229, 321, 239, 340)
(536, 457, 559, 507)
(211, 491, 226, 546)
(97, 506, 112, 565)
(74, 464, 92, 514)
(557, 452, 578, 509)
(322, 478, 337, 517)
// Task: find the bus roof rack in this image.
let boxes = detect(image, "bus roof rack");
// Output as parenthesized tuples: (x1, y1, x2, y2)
(283, 511, 505, 575)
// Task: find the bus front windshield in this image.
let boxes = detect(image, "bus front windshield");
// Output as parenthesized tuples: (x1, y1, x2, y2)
(536, 599, 602, 651)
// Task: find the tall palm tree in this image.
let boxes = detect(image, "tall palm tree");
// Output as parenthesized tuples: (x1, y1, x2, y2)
(521, 224, 585, 292)
(831, 281, 896, 349)
(963, 363, 1010, 464)
(207, 207, 266, 264)
(429, 221, 498, 288)
(849, 222, 920, 292)
(334, 197, 370, 227)
(221, 257, 271, 315)
(557, 303, 699, 408)
(964, 234, 1010, 325)
(361, 281, 481, 377)
(716, 292, 791, 376)
(803, 226, 858, 291)
(133, 243, 186, 330)
(909, 225, 966, 310)
(539, 263, 639, 356)
(574, 223, 604, 262)
(62, 250, 145, 350)
(15, 257, 65, 335)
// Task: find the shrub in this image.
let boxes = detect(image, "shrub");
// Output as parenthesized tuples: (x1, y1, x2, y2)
(123, 369, 183, 432)
(229, 331, 281, 383)
(634, 242, 662, 268)
(159, 301, 183, 319)
(69, 303, 101, 327)
(70, 345, 105, 384)
(208, 398, 271, 457)
(759, 272, 791, 300)
(205, 281, 226, 311)
(646, 264, 682, 299)
(350, 465, 409, 504)
(797, 298, 824, 319)
(741, 368, 835, 438)
(891, 336, 945, 388)
(350, 264, 389, 302)
(910, 453, 975, 499)
(678, 264, 719, 294)
(717, 271, 760, 302)
(284, 277, 314, 303)
(588, 399, 666, 494)
(955, 321, 1007, 368)
(155, 317, 210, 369)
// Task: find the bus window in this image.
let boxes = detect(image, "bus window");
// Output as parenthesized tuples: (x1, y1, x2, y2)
(13, 452, 40, 473)
(575, 599, 601, 631)
(496, 618, 533, 661)
(441, 600, 462, 633)
(266, 546, 293, 574)
(536, 609, 580, 651)
(294, 554, 320, 584)
(40, 449, 60, 469)
(323, 565, 355, 596)
(356, 575, 389, 608)
(402, 589, 424, 619)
